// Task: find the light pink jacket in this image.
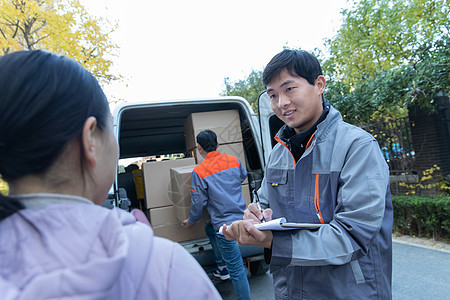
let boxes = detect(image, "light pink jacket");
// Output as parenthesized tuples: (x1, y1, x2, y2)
(0, 194, 221, 300)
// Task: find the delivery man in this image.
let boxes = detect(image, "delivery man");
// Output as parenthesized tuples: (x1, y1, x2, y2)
(182, 129, 251, 300)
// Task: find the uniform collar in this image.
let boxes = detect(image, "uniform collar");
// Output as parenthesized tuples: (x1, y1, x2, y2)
(205, 150, 221, 160)
(276, 101, 330, 162)
(277, 101, 330, 145)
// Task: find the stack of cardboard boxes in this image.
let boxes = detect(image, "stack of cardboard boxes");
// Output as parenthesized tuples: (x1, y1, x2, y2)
(142, 109, 251, 243)
(184, 109, 251, 207)
(142, 158, 208, 242)
(184, 109, 250, 184)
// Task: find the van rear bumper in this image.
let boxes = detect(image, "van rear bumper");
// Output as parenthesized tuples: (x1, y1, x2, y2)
(180, 238, 265, 268)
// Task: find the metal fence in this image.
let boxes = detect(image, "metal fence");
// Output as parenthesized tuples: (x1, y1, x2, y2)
(362, 117, 416, 175)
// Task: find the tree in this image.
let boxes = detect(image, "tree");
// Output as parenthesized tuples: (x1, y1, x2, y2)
(323, 0, 449, 125)
(221, 69, 265, 112)
(0, 0, 119, 84)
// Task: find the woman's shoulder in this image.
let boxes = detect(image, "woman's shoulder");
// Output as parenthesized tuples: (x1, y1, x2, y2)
(136, 236, 221, 299)
(110, 208, 221, 298)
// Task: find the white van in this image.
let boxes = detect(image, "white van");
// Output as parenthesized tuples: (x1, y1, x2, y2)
(108, 94, 278, 276)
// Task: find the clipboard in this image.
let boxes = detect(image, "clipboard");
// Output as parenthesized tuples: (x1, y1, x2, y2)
(218, 217, 324, 235)
(254, 217, 324, 231)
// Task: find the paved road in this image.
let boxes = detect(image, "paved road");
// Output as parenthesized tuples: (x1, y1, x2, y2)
(214, 241, 450, 299)
(392, 241, 450, 299)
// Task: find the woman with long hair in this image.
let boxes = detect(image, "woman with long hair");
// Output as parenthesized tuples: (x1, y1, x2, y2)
(0, 50, 220, 299)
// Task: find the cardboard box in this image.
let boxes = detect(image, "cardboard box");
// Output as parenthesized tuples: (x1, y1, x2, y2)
(170, 181, 250, 222)
(184, 110, 243, 151)
(169, 165, 218, 222)
(169, 164, 196, 206)
(142, 158, 195, 209)
(242, 183, 251, 207)
(149, 205, 207, 242)
(170, 184, 250, 222)
(169, 165, 196, 221)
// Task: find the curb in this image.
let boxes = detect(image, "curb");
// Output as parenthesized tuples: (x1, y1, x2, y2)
(392, 238, 450, 254)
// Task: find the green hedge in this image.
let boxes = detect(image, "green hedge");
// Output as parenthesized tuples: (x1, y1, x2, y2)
(392, 195, 450, 239)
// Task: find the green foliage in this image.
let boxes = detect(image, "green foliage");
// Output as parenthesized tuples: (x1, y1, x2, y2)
(410, 37, 450, 103)
(221, 69, 264, 112)
(326, 0, 448, 85)
(323, 0, 449, 125)
(325, 64, 418, 125)
(392, 195, 450, 239)
(220, 0, 449, 123)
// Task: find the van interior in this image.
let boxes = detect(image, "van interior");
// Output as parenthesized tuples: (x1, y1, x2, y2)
(113, 99, 270, 275)
(116, 100, 265, 210)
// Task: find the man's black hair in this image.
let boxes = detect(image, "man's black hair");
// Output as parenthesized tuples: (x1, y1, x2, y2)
(196, 130, 218, 153)
(262, 49, 323, 88)
(125, 164, 139, 173)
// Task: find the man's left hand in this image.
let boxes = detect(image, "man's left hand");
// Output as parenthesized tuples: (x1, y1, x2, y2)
(222, 220, 273, 248)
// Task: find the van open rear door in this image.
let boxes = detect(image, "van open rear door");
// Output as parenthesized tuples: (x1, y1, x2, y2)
(257, 91, 285, 163)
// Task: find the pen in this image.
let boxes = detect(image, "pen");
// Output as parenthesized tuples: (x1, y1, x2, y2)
(252, 189, 266, 223)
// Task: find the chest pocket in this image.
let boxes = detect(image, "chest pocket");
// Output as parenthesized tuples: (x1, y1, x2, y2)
(266, 168, 295, 208)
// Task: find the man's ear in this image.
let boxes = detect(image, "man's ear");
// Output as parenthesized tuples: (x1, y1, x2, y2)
(315, 75, 326, 94)
(81, 116, 98, 167)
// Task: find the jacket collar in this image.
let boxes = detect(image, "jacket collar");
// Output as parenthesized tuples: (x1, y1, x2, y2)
(314, 104, 342, 143)
(205, 150, 221, 160)
(276, 101, 331, 147)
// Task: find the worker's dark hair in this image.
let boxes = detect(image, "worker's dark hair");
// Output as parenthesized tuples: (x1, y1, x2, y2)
(125, 164, 139, 173)
(0, 50, 110, 220)
(196, 130, 218, 153)
(262, 49, 323, 88)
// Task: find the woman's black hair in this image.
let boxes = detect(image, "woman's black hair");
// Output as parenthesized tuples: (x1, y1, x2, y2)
(262, 49, 323, 88)
(0, 50, 110, 220)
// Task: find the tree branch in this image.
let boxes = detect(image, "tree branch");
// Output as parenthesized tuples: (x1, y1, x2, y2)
(34, 33, 50, 44)
(30, 20, 47, 36)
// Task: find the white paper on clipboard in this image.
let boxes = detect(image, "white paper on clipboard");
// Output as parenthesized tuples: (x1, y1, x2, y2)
(254, 217, 325, 231)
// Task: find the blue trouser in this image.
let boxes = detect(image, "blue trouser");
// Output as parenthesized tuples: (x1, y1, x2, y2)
(205, 222, 251, 300)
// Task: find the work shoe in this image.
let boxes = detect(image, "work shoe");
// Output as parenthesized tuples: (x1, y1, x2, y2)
(213, 267, 230, 280)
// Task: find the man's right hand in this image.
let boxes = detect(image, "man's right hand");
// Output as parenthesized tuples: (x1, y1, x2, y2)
(181, 219, 193, 229)
(245, 203, 273, 222)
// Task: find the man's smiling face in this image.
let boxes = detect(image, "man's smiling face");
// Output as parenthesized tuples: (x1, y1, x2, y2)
(267, 69, 325, 134)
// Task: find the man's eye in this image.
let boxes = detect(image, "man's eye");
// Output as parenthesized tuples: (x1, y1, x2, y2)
(269, 94, 276, 99)
(286, 87, 294, 92)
